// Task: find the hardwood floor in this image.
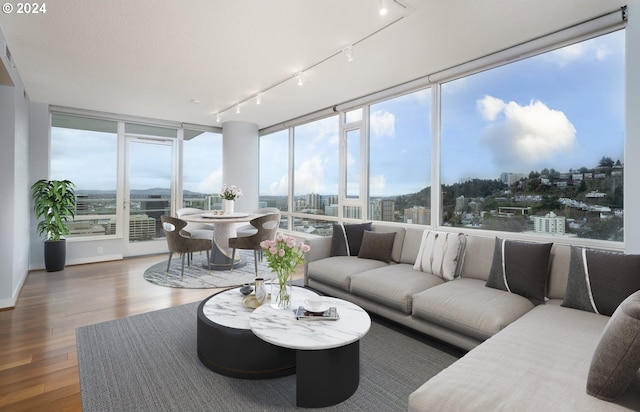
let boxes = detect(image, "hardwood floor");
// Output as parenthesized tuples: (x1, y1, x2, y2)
(0, 254, 249, 411)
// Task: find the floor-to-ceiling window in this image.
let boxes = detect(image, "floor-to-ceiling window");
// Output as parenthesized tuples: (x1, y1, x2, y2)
(50, 114, 118, 237)
(292, 115, 339, 235)
(259, 129, 289, 229)
(182, 129, 223, 210)
(440, 29, 625, 241)
(369, 88, 431, 224)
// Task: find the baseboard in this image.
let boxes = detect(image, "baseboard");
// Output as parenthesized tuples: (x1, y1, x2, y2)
(0, 268, 28, 309)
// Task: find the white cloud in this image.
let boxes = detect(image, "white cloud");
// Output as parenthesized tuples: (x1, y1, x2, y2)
(293, 156, 324, 194)
(195, 168, 222, 194)
(547, 39, 612, 67)
(478, 96, 577, 170)
(268, 173, 289, 196)
(370, 110, 395, 138)
(477, 95, 506, 121)
(369, 174, 386, 196)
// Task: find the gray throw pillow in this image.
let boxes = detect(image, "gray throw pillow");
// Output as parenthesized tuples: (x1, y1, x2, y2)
(358, 230, 396, 263)
(329, 222, 372, 257)
(562, 246, 640, 316)
(587, 290, 640, 401)
(485, 238, 552, 304)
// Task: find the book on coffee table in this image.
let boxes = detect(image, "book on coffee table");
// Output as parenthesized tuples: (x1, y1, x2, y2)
(294, 306, 339, 320)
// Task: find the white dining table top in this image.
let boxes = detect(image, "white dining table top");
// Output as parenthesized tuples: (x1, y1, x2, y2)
(182, 212, 259, 224)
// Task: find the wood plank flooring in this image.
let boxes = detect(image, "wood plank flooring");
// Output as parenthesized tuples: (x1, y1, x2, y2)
(0, 254, 282, 411)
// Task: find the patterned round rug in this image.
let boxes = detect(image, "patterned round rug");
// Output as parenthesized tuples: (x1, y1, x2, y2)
(143, 251, 274, 288)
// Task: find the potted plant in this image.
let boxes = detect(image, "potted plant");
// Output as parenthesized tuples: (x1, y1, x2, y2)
(31, 179, 76, 272)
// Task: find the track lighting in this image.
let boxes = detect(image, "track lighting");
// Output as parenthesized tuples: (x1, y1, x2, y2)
(297, 71, 305, 86)
(379, 0, 388, 15)
(256, 94, 262, 105)
(235, 105, 240, 114)
(344, 45, 354, 62)
(215, 113, 221, 122)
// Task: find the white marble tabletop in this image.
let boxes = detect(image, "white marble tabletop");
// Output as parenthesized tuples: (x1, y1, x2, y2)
(249, 297, 371, 350)
(201, 285, 319, 330)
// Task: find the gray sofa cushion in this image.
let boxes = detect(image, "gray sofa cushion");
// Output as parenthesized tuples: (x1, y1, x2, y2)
(412, 278, 535, 341)
(563, 246, 640, 316)
(485, 238, 552, 304)
(358, 230, 396, 263)
(330, 222, 372, 256)
(306, 256, 387, 291)
(372, 224, 406, 263)
(400, 226, 426, 264)
(587, 290, 640, 401)
(350, 264, 443, 314)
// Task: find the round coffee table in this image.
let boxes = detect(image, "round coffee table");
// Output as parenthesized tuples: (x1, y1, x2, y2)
(249, 297, 371, 408)
(196, 285, 320, 378)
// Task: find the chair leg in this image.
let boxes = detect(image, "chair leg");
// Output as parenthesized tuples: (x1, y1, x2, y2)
(181, 253, 186, 280)
(166, 252, 173, 274)
(206, 250, 211, 270)
(230, 248, 236, 272)
(253, 250, 259, 276)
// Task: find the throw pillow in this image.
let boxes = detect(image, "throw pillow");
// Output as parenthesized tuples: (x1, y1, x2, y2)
(587, 290, 640, 401)
(562, 246, 640, 316)
(413, 230, 467, 281)
(485, 238, 552, 304)
(358, 230, 397, 263)
(329, 222, 373, 257)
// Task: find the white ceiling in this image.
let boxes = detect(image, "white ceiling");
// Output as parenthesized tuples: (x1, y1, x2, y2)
(0, 0, 627, 129)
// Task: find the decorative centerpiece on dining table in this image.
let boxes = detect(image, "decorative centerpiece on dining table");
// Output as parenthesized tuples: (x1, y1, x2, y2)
(220, 184, 242, 215)
(260, 234, 311, 309)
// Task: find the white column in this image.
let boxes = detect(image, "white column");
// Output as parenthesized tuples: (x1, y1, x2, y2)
(222, 121, 259, 213)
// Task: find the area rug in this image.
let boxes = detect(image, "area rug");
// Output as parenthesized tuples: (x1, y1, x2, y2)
(144, 251, 272, 288)
(76, 302, 462, 412)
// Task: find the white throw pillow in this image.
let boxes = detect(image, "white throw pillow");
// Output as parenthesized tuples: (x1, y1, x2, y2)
(413, 230, 467, 281)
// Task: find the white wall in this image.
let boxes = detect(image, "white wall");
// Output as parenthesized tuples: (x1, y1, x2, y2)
(0, 30, 31, 307)
(222, 121, 259, 212)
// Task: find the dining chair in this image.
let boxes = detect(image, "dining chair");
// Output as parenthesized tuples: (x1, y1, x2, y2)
(235, 207, 280, 237)
(161, 215, 212, 279)
(228, 213, 281, 276)
(176, 207, 214, 239)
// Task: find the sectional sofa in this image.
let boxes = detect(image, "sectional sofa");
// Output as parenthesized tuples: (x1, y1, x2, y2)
(303, 222, 640, 411)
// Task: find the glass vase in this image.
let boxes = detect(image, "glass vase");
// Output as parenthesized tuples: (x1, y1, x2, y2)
(271, 272, 293, 310)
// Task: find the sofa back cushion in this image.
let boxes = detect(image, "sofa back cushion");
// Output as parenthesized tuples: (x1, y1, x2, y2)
(562, 246, 640, 316)
(485, 238, 552, 305)
(372, 224, 406, 263)
(458, 234, 496, 281)
(399, 226, 425, 264)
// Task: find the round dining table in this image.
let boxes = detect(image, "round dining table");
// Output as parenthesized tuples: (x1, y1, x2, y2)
(182, 211, 259, 270)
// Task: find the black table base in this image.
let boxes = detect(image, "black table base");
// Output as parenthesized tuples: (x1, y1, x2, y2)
(296, 341, 360, 408)
(197, 297, 295, 379)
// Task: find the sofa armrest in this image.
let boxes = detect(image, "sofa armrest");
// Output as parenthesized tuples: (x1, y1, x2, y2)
(304, 236, 332, 263)
(303, 236, 332, 284)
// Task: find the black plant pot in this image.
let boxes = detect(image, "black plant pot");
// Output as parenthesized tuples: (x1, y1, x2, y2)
(44, 239, 66, 272)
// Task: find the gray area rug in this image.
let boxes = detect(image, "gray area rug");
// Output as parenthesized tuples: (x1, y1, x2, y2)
(76, 301, 462, 411)
(144, 250, 272, 288)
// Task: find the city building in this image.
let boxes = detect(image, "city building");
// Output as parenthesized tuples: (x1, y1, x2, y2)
(532, 211, 566, 235)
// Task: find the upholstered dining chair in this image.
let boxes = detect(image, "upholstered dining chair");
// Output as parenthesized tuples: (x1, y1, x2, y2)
(228, 213, 281, 276)
(176, 207, 214, 239)
(235, 207, 280, 237)
(161, 215, 212, 279)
